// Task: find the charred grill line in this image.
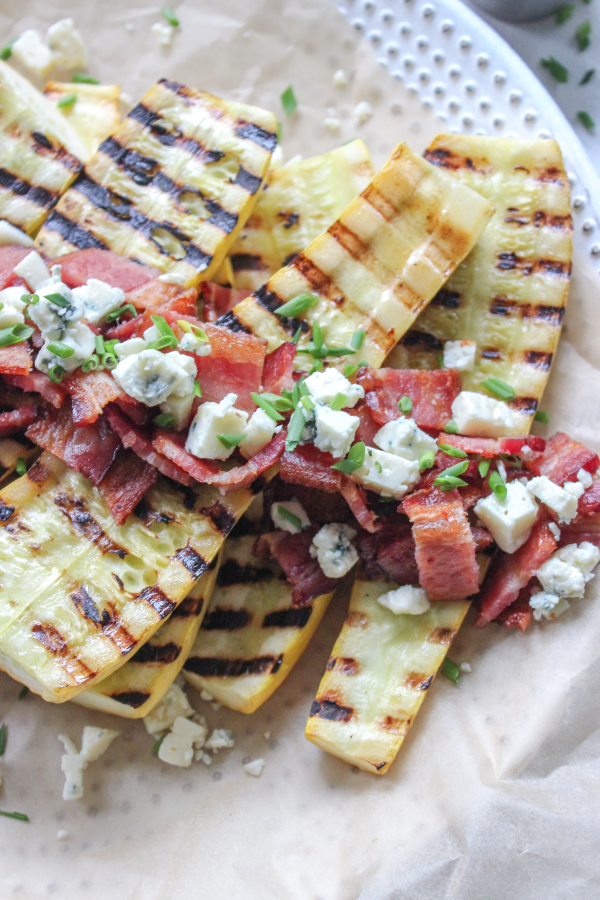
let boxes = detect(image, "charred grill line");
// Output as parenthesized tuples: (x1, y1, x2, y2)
(171, 595, 203, 618)
(110, 690, 151, 708)
(200, 501, 237, 536)
(127, 103, 226, 162)
(174, 544, 209, 579)
(70, 586, 105, 625)
(217, 560, 277, 586)
(404, 672, 433, 690)
(214, 311, 252, 334)
(183, 654, 282, 677)
(31, 623, 93, 682)
(0, 167, 57, 208)
(309, 697, 354, 723)
(235, 121, 278, 153)
(53, 494, 127, 557)
(263, 607, 312, 629)
(325, 656, 359, 675)
(401, 330, 443, 350)
(234, 167, 262, 195)
(0, 500, 15, 522)
(42, 210, 109, 250)
(132, 641, 181, 664)
(230, 253, 266, 272)
(137, 585, 176, 619)
(524, 350, 553, 370)
(427, 627, 456, 645)
(202, 607, 251, 631)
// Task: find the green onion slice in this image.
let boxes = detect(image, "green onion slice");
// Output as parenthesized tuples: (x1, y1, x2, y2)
(438, 442, 467, 459)
(72, 73, 99, 84)
(193, 379, 202, 398)
(350, 329, 365, 351)
(258, 392, 293, 412)
(217, 433, 246, 450)
(0, 324, 35, 348)
(161, 6, 180, 26)
(0, 810, 29, 822)
(0, 723, 6, 756)
(105, 303, 137, 323)
(250, 392, 285, 422)
(300, 395, 315, 411)
(101, 353, 117, 370)
(444, 419, 459, 434)
(478, 458, 491, 478)
(292, 325, 302, 345)
(45, 292, 70, 307)
(177, 320, 207, 340)
(48, 365, 64, 384)
(152, 736, 165, 758)
(46, 341, 74, 359)
(57, 93, 77, 109)
(312, 321, 323, 352)
(437, 460, 469, 479)
(331, 441, 365, 473)
(277, 506, 303, 530)
(95, 335, 105, 356)
(329, 392, 348, 411)
(15, 458, 27, 476)
(281, 85, 297, 116)
(419, 450, 436, 470)
(540, 57, 569, 83)
(276, 292, 318, 317)
(153, 413, 177, 428)
(575, 20, 591, 52)
(0, 40, 15, 61)
(534, 410, 549, 424)
(398, 396, 413, 414)
(18, 686, 29, 700)
(286, 406, 307, 451)
(580, 68, 595, 85)
(489, 470, 507, 501)
(482, 377, 515, 401)
(343, 364, 359, 378)
(82, 355, 99, 373)
(441, 657, 460, 684)
(577, 111, 595, 132)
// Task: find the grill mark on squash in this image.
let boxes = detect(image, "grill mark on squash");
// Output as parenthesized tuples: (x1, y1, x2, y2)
(230, 253, 267, 273)
(0, 167, 57, 209)
(53, 494, 127, 557)
(202, 607, 251, 630)
(345, 610, 369, 629)
(326, 656, 359, 675)
(496, 253, 571, 276)
(42, 210, 109, 250)
(184, 654, 282, 677)
(174, 544, 209, 578)
(428, 627, 456, 645)
(523, 350, 553, 370)
(404, 672, 433, 690)
(423, 147, 486, 173)
(132, 641, 181, 664)
(504, 209, 572, 230)
(400, 329, 443, 351)
(127, 104, 225, 162)
(214, 310, 252, 334)
(200, 501, 237, 536)
(71, 586, 108, 626)
(377, 715, 411, 735)
(488, 296, 565, 325)
(309, 694, 354, 722)
(510, 396, 538, 415)
(253, 284, 307, 336)
(431, 287, 461, 309)
(31, 623, 93, 682)
(137, 585, 176, 619)
(171, 595, 204, 618)
(235, 121, 278, 153)
(0, 499, 15, 522)
(110, 690, 151, 708)
(217, 559, 279, 586)
(262, 607, 312, 628)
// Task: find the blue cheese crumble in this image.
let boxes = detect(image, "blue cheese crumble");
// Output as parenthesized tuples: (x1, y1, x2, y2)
(310, 523, 358, 578)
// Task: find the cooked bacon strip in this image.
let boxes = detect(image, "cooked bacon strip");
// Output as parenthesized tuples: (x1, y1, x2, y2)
(98, 448, 158, 525)
(471, 526, 494, 552)
(340, 478, 380, 533)
(350, 400, 380, 447)
(402, 486, 480, 601)
(63, 370, 123, 426)
(126, 279, 198, 312)
(56, 249, 157, 291)
(440, 434, 501, 457)
(114, 395, 150, 426)
(201, 282, 251, 322)
(26, 401, 120, 485)
(435, 451, 479, 479)
(357, 522, 418, 584)
(476, 511, 556, 627)
(193, 322, 266, 413)
(0, 344, 32, 376)
(105, 405, 193, 486)
(151, 432, 220, 482)
(280, 444, 342, 493)
(358, 367, 461, 431)
(496, 587, 534, 632)
(577, 477, 600, 517)
(256, 530, 340, 607)
(261, 343, 295, 395)
(533, 432, 599, 485)
(0, 246, 30, 289)
(5, 372, 66, 408)
(499, 436, 546, 454)
(0, 405, 37, 437)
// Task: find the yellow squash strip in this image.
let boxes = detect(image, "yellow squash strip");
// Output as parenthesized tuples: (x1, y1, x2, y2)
(35, 81, 277, 287)
(220, 142, 493, 370)
(183, 536, 332, 713)
(0, 452, 264, 703)
(44, 81, 121, 158)
(387, 135, 572, 434)
(0, 60, 88, 236)
(305, 579, 469, 774)
(228, 140, 374, 291)
(73, 552, 221, 718)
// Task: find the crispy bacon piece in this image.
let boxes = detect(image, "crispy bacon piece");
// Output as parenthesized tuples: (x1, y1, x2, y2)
(63, 370, 123, 426)
(0, 246, 30, 289)
(533, 432, 599, 485)
(402, 486, 480, 600)
(350, 400, 380, 447)
(476, 511, 557, 627)
(125, 279, 199, 313)
(261, 343, 295, 395)
(440, 434, 501, 457)
(256, 530, 340, 607)
(357, 522, 419, 584)
(358, 367, 461, 431)
(577, 477, 600, 517)
(5, 372, 66, 408)
(194, 323, 266, 413)
(499, 436, 546, 454)
(340, 478, 380, 533)
(151, 432, 220, 482)
(98, 449, 158, 525)
(471, 526, 494, 552)
(201, 282, 251, 322)
(496, 587, 534, 632)
(0, 344, 32, 375)
(0, 405, 37, 437)
(559, 515, 600, 549)
(105, 405, 193, 486)
(435, 450, 479, 479)
(26, 401, 120, 485)
(56, 249, 157, 291)
(280, 444, 342, 493)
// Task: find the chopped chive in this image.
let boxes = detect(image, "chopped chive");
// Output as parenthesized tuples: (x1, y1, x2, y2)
(147, 335, 178, 351)
(555, 3, 574, 23)
(434, 474, 468, 490)
(312, 321, 323, 352)
(398, 396, 413, 414)
(45, 292, 70, 307)
(298, 379, 309, 398)
(72, 73, 99, 84)
(286, 406, 307, 451)
(438, 443, 467, 459)
(541, 57, 569, 83)
(277, 506, 303, 529)
(444, 419, 458, 434)
(437, 353, 445, 369)
(193, 379, 202, 398)
(534, 410, 549, 424)
(0, 810, 29, 822)
(276, 293, 319, 317)
(481, 377, 515, 401)
(259, 393, 293, 412)
(576, 20, 591, 52)
(57, 93, 77, 110)
(153, 413, 177, 428)
(489, 470, 507, 501)
(437, 460, 469, 479)
(281, 85, 297, 116)
(161, 6, 180, 26)
(18, 686, 29, 700)
(292, 326, 303, 345)
(46, 341, 75, 359)
(152, 735, 165, 758)
(48, 365, 64, 384)
(150, 315, 176, 338)
(0, 324, 35, 348)
(350, 329, 365, 351)
(374, 459, 383, 473)
(15, 458, 27, 476)
(217, 433, 246, 450)
(281, 389, 293, 403)
(0, 723, 6, 756)
(478, 458, 491, 478)
(26, 293, 39, 305)
(329, 392, 348, 411)
(309, 360, 323, 374)
(343, 364, 359, 378)
(441, 657, 460, 684)
(300, 395, 315, 411)
(101, 353, 117, 370)
(419, 450, 436, 470)
(177, 320, 207, 341)
(105, 303, 137, 323)
(580, 68, 595, 85)
(250, 392, 284, 422)
(81, 355, 99, 373)
(95, 335, 105, 356)
(577, 110, 595, 131)
(321, 346, 354, 357)
(0, 40, 15, 61)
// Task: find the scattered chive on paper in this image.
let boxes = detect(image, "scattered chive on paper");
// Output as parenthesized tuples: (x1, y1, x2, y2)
(0, 40, 15, 61)
(57, 93, 77, 110)
(15, 458, 27, 476)
(276, 292, 318, 317)
(580, 68, 595, 85)
(217, 433, 246, 450)
(478, 458, 491, 478)
(0, 811, 29, 822)
(578, 110, 595, 131)
(482, 376, 515, 401)
(541, 57, 569, 83)
(555, 3, 574, 23)
(18, 686, 29, 700)
(534, 410, 549, 424)
(0, 723, 6, 756)
(281, 85, 297, 117)
(398, 396, 413, 414)
(441, 657, 461, 684)
(152, 736, 165, 758)
(72, 73, 99, 84)
(575, 20, 591, 52)
(277, 506, 303, 530)
(161, 6, 180, 27)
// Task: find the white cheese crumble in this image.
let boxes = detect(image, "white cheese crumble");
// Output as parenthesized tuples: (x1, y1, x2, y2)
(535, 542, 600, 600)
(47, 18, 87, 69)
(244, 758, 266, 778)
(36, 321, 96, 375)
(529, 591, 570, 621)
(204, 729, 235, 753)
(158, 272, 186, 285)
(577, 467, 593, 489)
(158, 716, 207, 768)
(240, 408, 278, 459)
(0, 221, 34, 247)
(526, 475, 584, 524)
(354, 100, 373, 123)
(313, 406, 359, 458)
(443, 340, 477, 371)
(310, 523, 358, 578)
(71, 279, 125, 324)
(351, 446, 420, 499)
(549, 522, 561, 540)
(451, 390, 515, 438)
(11, 30, 55, 75)
(152, 22, 175, 45)
(79, 726, 119, 763)
(112, 349, 195, 406)
(143, 683, 194, 736)
(271, 498, 310, 534)
(115, 337, 147, 359)
(474, 481, 539, 553)
(159, 392, 195, 431)
(13, 251, 51, 292)
(185, 393, 249, 461)
(460, 662, 472, 673)
(377, 585, 431, 615)
(58, 727, 118, 801)
(179, 332, 211, 356)
(373, 416, 437, 463)
(333, 69, 349, 87)
(304, 368, 364, 408)
(0, 303, 24, 329)
(324, 117, 342, 133)
(57, 830, 70, 841)
(28, 282, 83, 341)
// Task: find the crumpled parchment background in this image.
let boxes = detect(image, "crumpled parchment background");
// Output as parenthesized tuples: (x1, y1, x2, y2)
(0, 1, 599, 898)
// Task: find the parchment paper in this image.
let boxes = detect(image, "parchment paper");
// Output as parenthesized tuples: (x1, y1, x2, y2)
(0, 1, 599, 898)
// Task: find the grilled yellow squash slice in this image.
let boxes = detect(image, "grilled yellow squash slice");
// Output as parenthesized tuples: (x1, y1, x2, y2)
(35, 80, 277, 287)
(387, 135, 572, 433)
(183, 536, 333, 713)
(219, 142, 493, 369)
(0, 60, 89, 236)
(44, 81, 121, 158)
(228, 140, 374, 291)
(0, 453, 264, 703)
(305, 579, 469, 774)
(73, 553, 220, 718)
